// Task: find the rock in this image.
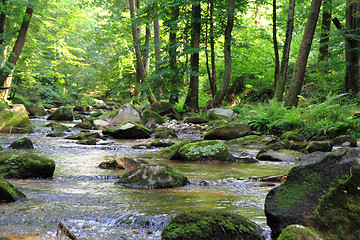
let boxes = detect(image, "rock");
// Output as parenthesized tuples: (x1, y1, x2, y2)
(149, 139, 175, 148)
(74, 104, 91, 112)
(146, 101, 182, 120)
(74, 121, 93, 130)
(228, 135, 277, 147)
(47, 106, 74, 121)
(250, 175, 286, 183)
(153, 127, 178, 139)
(204, 123, 251, 140)
(311, 164, 360, 239)
(26, 103, 47, 116)
(277, 225, 320, 240)
(0, 176, 26, 203)
(109, 103, 141, 125)
(142, 109, 165, 125)
(103, 121, 151, 139)
(184, 115, 209, 124)
(258, 140, 307, 154)
(0, 152, 56, 179)
(178, 140, 235, 162)
(161, 210, 263, 240)
(0, 104, 33, 133)
(77, 137, 97, 145)
(256, 149, 304, 163)
(115, 164, 188, 189)
(46, 131, 67, 137)
(264, 149, 359, 237)
(330, 135, 357, 147)
(99, 156, 142, 170)
(9, 137, 34, 149)
(207, 108, 235, 120)
(46, 123, 71, 132)
(65, 132, 100, 140)
(305, 141, 333, 153)
(156, 140, 193, 160)
(280, 131, 306, 142)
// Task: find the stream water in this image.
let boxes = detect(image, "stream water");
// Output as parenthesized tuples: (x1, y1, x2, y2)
(0, 117, 292, 239)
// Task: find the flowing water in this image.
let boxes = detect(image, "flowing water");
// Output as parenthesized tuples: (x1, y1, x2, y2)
(0, 117, 292, 239)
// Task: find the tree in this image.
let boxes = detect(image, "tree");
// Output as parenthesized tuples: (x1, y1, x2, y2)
(319, 0, 332, 62)
(272, 0, 280, 87)
(274, 0, 295, 101)
(284, 0, 322, 108)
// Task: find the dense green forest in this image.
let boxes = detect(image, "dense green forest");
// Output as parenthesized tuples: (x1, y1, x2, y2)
(0, 0, 359, 116)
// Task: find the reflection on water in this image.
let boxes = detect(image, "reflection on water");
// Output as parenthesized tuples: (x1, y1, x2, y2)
(0, 118, 291, 239)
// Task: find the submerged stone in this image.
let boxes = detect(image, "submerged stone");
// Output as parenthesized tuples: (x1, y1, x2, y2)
(115, 164, 188, 189)
(9, 137, 34, 150)
(161, 210, 262, 240)
(0, 177, 26, 203)
(0, 104, 33, 133)
(102, 121, 151, 139)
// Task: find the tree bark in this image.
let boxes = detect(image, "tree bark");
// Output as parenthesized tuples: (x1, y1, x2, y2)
(205, 0, 216, 97)
(212, 0, 235, 107)
(0, 6, 33, 88)
(319, 0, 332, 62)
(273, 0, 280, 87)
(284, 0, 322, 108)
(274, 0, 295, 101)
(185, 2, 201, 111)
(153, 7, 161, 72)
(168, 6, 180, 104)
(344, 0, 360, 92)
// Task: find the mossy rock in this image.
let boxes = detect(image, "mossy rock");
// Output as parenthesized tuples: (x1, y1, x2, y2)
(143, 109, 165, 124)
(207, 111, 230, 121)
(228, 135, 277, 147)
(149, 139, 175, 148)
(329, 135, 357, 147)
(99, 156, 143, 170)
(74, 121, 93, 130)
(153, 127, 178, 139)
(46, 123, 71, 132)
(178, 140, 235, 162)
(47, 106, 74, 121)
(9, 137, 34, 150)
(76, 137, 97, 145)
(26, 103, 47, 116)
(278, 225, 319, 240)
(115, 163, 188, 189)
(0, 104, 33, 133)
(65, 132, 100, 140)
(305, 141, 333, 153)
(204, 123, 251, 140)
(311, 164, 360, 239)
(280, 131, 306, 142)
(161, 210, 262, 240)
(46, 131, 67, 137)
(102, 121, 151, 139)
(0, 176, 26, 203)
(257, 149, 304, 163)
(74, 104, 91, 112)
(0, 152, 55, 179)
(184, 115, 209, 124)
(156, 140, 193, 160)
(90, 109, 104, 118)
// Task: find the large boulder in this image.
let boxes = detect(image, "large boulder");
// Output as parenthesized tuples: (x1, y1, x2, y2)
(0, 152, 55, 179)
(153, 127, 178, 139)
(115, 164, 188, 189)
(228, 135, 277, 148)
(161, 210, 263, 240)
(0, 177, 26, 203)
(257, 149, 304, 163)
(265, 149, 359, 237)
(102, 121, 151, 139)
(207, 108, 235, 121)
(109, 103, 141, 125)
(204, 123, 251, 140)
(156, 140, 193, 160)
(329, 135, 357, 147)
(9, 137, 34, 149)
(142, 109, 165, 125)
(47, 106, 74, 121)
(99, 156, 143, 170)
(305, 141, 333, 153)
(0, 104, 33, 133)
(26, 103, 47, 116)
(178, 140, 235, 162)
(146, 101, 182, 120)
(277, 225, 320, 240)
(280, 131, 306, 142)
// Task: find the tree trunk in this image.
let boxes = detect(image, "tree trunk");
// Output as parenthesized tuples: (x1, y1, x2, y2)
(212, 0, 235, 107)
(0, 0, 6, 59)
(274, 0, 295, 101)
(284, 0, 322, 108)
(344, 0, 360, 92)
(143, 19, 151, 74)
(0, 6, 33, 88)
(273, 0, 280, 87)
(185, 2, 201, 111)
(319, 0, 332, 62)
(169, 6, 180, 104)
(205, 0, 216, 97)
(153, 7, 161, 72)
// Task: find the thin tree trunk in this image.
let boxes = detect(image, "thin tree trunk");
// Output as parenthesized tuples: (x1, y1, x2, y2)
(284, 0, 322, 108)
(274, 0, 295, 101)
(0, 0, 7, 59)
(0, 6, 33, 88)
(169, 6, 180, 104)
(319, 0, 332, 62)
(273, 0, 280, 87)
(185, 2, 201, 111)
(143, 19, 151, 74)
(210, 0, 216, 97)
(212, 0, 235, 107)
(153, 7, 161, 72)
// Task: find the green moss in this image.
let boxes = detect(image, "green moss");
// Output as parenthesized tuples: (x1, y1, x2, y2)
(0, 104, 33, 133)
(280, 131, 305, 141)
(228, 135, 276, 146)
(143, 109, 165, 124)
(278, 225, 318, 240)
(65, 132, 100, 140)
(156, 140, 193, 160)
(208, 111, 230, 121)
(46, 131, 66, 137)
(0, 176, 26, 203)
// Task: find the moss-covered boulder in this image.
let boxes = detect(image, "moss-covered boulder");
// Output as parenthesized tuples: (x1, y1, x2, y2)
(0, 176, 26, 203)
(277, 225, 320, 240)
(149, 139, 175, 148)
(311, 164, 360, 239)
(46, 122, 71, 132)
(207, 108, 235, 120)
(99, 156, 143, 170)
(74, 121, 93, 130)
(280, 131, 306, 142)
(156, 140, 193, 160)
(65, 132, 100, 140)
(143, 109, 165, 124)
(184, 115, 209, 124)
(258, 140, 307, 154)
(228, 135, 277, 147)
(257, 149, 304, 163)
(178, 140, 235, 162)
(153, 127, 178, 139)
(26, 103, 47, 116)
(0, 104, 33, 133)
(115, 164, 188, 189)
(9, 137, 34, 150)
(329, 135, 357, 147)
(161, 210, 262, 240)
(204, 123, 251, 140)
(305, 141, 333, 153)
(146, 101, 182, 120)
(47, 106, 74, 121)
(0, 152, 55, 179)
(77, 137, 97, 145)
(46, 131, 67, 137)
(264, 149, 359, 238)
(109, 103, 141, 125)
(103, 121, 151, 139)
